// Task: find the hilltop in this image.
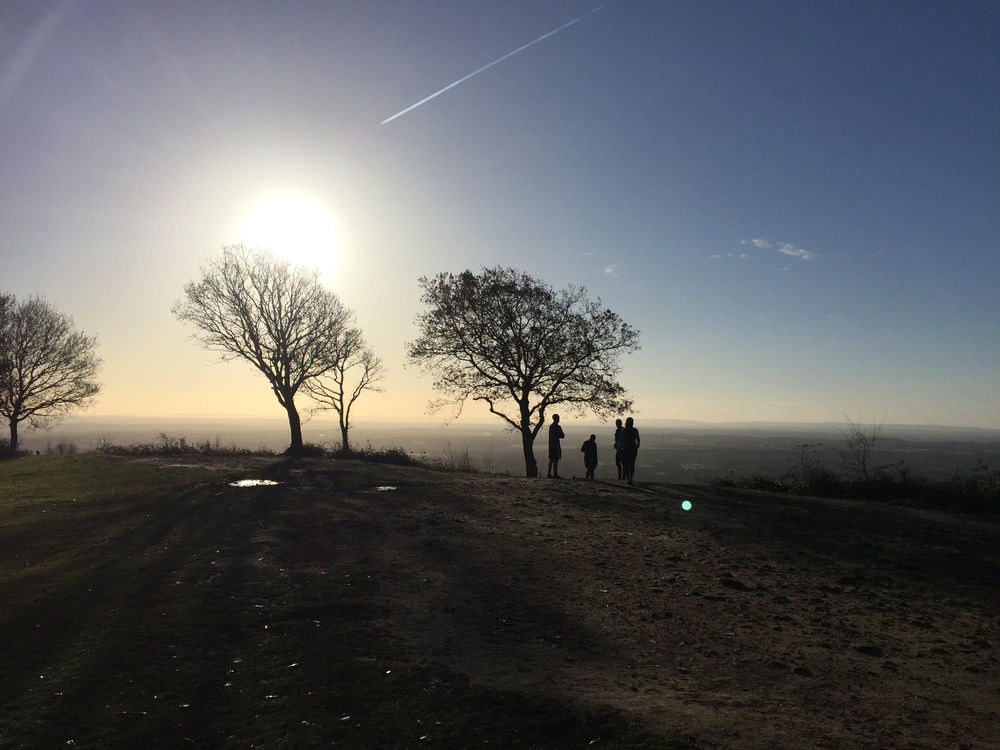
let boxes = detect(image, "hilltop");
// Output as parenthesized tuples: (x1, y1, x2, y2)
(1, 455, 997, 748)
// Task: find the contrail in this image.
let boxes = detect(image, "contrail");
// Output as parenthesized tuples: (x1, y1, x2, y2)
(381, 4, 607, 125)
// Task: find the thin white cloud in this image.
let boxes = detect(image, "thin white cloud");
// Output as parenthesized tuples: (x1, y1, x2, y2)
(603, 264, 621, 277)
(776, 242, 817, 261)
(721, 237, 819, 264)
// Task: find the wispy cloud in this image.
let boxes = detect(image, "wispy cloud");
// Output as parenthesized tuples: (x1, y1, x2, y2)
(734, 237, 818, 262)
(776, 242, 817, 261)
(603, 264, 621, 277)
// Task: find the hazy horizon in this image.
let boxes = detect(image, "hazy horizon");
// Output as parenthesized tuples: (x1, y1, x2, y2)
(18, 414, 999, 484)
(48, 412, 1000, 433)
(2, 2, 998, 429)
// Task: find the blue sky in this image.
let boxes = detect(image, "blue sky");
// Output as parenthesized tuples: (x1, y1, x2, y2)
(1, 0, 997, 427)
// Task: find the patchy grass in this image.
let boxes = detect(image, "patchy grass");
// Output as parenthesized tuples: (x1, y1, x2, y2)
(0, 455, 689, 749)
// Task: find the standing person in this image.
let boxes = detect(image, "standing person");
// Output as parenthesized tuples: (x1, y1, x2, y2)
(620, 416, 640, 485)
(547, 413, 565, 478)
(581, 434, 598, 480)
(613, 418, 624, 480)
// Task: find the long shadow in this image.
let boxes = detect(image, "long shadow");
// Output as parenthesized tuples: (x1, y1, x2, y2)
(1, 461, 699, 748)
(0, 470, 291, 747)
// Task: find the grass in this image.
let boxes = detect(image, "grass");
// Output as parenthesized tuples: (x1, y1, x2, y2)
(0, 454, 688, 749)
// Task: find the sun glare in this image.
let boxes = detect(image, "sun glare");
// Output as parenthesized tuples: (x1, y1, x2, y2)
(240, 195, 338, 272)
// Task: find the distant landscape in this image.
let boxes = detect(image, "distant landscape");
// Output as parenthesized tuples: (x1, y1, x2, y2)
(21, 416, 1000, 483)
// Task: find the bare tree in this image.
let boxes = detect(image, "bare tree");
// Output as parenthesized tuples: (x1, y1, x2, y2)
(407, 267, 640, 477)
(0, 293, 12, 395)
(0, 295, 101, 452)
(839, 416, 883, 481)
(304, 326, 384, 453)
(172, 245, 354, 455)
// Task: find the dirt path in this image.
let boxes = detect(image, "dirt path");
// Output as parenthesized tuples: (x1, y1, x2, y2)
(299, 471, 999, 749)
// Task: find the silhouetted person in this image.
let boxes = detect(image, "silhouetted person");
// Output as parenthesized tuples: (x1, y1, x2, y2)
(620, 416, 640, 485)
(547, 413, 564, 478)
(613, 418, 624, 479)
(581, 434, 598, 479)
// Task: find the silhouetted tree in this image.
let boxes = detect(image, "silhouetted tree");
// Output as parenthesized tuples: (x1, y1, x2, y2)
(0, 294, 12, 395)
(0, 295, 101, 452)
(839, 416, 883, 482)
(407, 267, 640, 477)
(304, 326, 383, 453)
(173, 245, 354, 455)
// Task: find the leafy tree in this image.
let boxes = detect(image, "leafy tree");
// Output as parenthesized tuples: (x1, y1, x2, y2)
(304, 326, 384, 453)
(0, 295, 101, 452)
(173, 245, 355, 455)
(407, 267, 640, 476)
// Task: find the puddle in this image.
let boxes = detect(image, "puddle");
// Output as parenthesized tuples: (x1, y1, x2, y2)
(375, 485, 398, 492)
(229, 479, 281, 487)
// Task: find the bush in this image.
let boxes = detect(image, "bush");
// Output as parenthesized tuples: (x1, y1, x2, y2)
(332, 443, 420, 466)
(297, 443, 328, 458)
(713, 465, 999, 514)
(95, 434, 274, 458)
(711, 473, 787, 493)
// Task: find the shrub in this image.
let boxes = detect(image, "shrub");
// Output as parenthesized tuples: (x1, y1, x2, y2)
(95, 434, 274, 458)
(713, 465, 999, 514)
(332, 442, 420, 466)
(297, 443, 328, 458)
(712, 473, 787, 493)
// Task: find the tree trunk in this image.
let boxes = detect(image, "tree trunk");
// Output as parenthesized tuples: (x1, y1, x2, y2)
(8, 419, 17, 453)
(520, 428, 538, 478)
(340, 420, 350, 454)
(285, 401, 304, 456)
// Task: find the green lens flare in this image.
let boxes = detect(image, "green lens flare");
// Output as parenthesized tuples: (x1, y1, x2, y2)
(681, 500, 693, 511)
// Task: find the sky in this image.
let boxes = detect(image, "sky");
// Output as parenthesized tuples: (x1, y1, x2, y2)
(2, 0, 998, 429)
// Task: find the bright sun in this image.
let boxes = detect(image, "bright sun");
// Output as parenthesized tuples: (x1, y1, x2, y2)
(240, 194, 338, 272)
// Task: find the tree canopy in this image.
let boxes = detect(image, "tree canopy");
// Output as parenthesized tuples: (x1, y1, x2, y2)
(407, 267, 640, 476)
(0, 294, 101, 452)
(172, 245, 357, 455)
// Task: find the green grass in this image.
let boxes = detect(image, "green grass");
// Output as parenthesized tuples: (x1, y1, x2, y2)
(0, 455, 691, 749)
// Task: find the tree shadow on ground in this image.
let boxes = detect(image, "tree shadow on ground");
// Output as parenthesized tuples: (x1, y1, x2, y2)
(0, 459, 694, 749)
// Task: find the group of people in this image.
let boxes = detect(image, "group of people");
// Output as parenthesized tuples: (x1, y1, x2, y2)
(546, 414, 640, 485)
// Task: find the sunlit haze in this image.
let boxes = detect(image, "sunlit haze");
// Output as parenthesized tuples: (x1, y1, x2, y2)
(2, 2, 997, 429)
(241, 194, 339, 273)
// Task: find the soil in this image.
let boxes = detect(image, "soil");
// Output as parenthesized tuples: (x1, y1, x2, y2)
(3, 455, 997, 748)
(296, 469, 1000, 749)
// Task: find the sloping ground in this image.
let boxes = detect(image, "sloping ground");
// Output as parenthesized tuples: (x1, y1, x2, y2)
(1, 455, 997, 748)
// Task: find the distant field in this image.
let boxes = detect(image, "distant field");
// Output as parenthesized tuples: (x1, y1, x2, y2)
(1, 454, 997, 748)
(19, 417, 1000, 482)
